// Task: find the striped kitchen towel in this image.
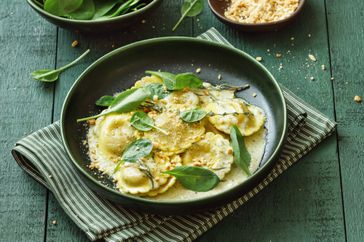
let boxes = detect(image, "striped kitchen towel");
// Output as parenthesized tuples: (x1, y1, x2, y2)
(12, 28, 336, 242)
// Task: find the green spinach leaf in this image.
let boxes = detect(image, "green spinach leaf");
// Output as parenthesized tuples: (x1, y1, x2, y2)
(174, 72, 203, 90)
(77, 87, 150, 122)
(230, 125, 251, 176)
(163, 166, 220, 192)
(93, 0, 120, 19)
(173, 0, 204, 31)
(180, 109, 207, 123)
(44, 0, 83, 16)
(31, 49, 90, 82)
(114, 138, 153, 172)
(67, 0, 95, 20)
(145, 71, 176, 90)
(131, 111, 168, 134)
(95, 95, 115, 107)
(146, 71, 203, 90)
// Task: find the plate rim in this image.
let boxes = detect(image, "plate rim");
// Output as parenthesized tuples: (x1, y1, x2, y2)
(60, 36, 287, 205)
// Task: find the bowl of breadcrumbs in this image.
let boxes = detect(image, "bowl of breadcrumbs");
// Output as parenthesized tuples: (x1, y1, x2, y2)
(208, 0, 305, 31)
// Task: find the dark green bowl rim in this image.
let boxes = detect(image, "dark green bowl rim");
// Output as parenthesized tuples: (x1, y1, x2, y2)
(26, 0, 161, 24)
(60, 36, 287, 205)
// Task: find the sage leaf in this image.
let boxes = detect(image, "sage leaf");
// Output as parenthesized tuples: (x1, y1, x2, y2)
(114, 138, 153, 172)
(95, 95, 115, 107)
(174, 72, 203, 90)
(44, 0, 83, 16)
(77, 87, 150, 122)
(173, 0, 204, 31)
(31, 49, 90, 82)
(163, 166, 220, 192)
(180, 109, 207, 123)
(131, 111, 169, 134)
(146, 70, 176, 90)
(145, 83, 170, 99)
(230, 125, 251, 176)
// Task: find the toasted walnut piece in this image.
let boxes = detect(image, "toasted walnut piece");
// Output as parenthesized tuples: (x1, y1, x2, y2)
(71, 40, 79, 48)
(354, 95, 362, 103)
(308, 54, 317, 62)
(255, 56, 263, 62)
(87, 119, 96, 125)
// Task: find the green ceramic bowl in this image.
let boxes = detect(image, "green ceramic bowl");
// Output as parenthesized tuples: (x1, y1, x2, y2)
(26, 0, 162, 33)
(61, 37, 287, 214)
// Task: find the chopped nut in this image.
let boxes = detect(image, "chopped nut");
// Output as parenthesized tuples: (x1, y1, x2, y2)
(354, 95, 362, 103)
(252, 93, 257, 97)
(192, 161, 202, 167)
(290, 37, 295, 41)
(321, 64, 326, 70)
(87, 119, 96, 125)
(310, 76, 315, 81)
(227, 148, 233, 155)
(195, 68, 201, 73)
(275, 53, 282, 58)
(255, 56, 263, 62)
(308, 54, 317, 62)
(152, 95, 159, 101)
(71, 40, 79, 48)
(51, 220, 57, 225)
(48, 175, 52, 178)
(141, 19, 146, 24)
(308, 33, 312, 38)
(218, 74, 222, 80)
(330, 77, 335, 81)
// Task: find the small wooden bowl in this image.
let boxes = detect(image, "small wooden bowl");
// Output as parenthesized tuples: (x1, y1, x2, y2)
(208, 0, 306, 31)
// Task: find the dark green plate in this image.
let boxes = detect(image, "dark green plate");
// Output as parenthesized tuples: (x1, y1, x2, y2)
(61, 37, 287, 214)
(26, 0, 162, 33)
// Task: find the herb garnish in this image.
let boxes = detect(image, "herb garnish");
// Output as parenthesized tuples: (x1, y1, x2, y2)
(31, 49, 90, 82)
(163, 166, 220, 192)
(77, 87, 150, 122)
(173, 0, 204, 31)
(144, 83, 170, 99)
(146, 70, 203, 90)
(95, 95, 115, 107)
(114, 138, 153, 173)
(230, 125, 251, 176)
(131, 111, 169, 135)
(180, 109, 207, 123)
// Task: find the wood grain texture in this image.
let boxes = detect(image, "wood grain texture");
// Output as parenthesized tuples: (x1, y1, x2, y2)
(327, 0, 364, 241)
(0, 0, 56, 241)
(196, 0, 345, 241)
(45, 1, 193, 241)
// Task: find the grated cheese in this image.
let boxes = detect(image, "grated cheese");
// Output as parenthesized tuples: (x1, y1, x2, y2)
(225, 0, 300, 24)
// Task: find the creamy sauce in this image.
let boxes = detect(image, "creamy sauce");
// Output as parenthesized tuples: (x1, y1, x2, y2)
(148, 128, 266, 201)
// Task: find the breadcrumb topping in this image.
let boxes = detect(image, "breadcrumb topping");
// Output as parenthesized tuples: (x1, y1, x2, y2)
(225, 0, 300, 24)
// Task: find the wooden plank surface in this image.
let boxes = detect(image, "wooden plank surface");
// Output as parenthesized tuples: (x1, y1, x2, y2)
(0, 0, 355, 241)
(0, 0, 56, 241)
(327, 1, 364, 241)
(196, 0, 345, 241)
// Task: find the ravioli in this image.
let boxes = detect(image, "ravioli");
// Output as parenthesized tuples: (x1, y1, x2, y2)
(86, 73, 267, 200)
(205, 98, 265, 136)
(182, 132, 233, 179)
(143, 110, 205, 154)
(115, 154, 181, 195)
(95, 113, 137, 161)
(163, 90, 200, 111)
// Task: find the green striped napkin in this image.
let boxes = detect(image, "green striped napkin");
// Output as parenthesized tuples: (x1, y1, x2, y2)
(12, 28, 336, 242)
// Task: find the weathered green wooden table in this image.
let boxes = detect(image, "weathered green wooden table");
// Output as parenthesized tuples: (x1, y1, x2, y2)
(1, 0, 363, 241)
